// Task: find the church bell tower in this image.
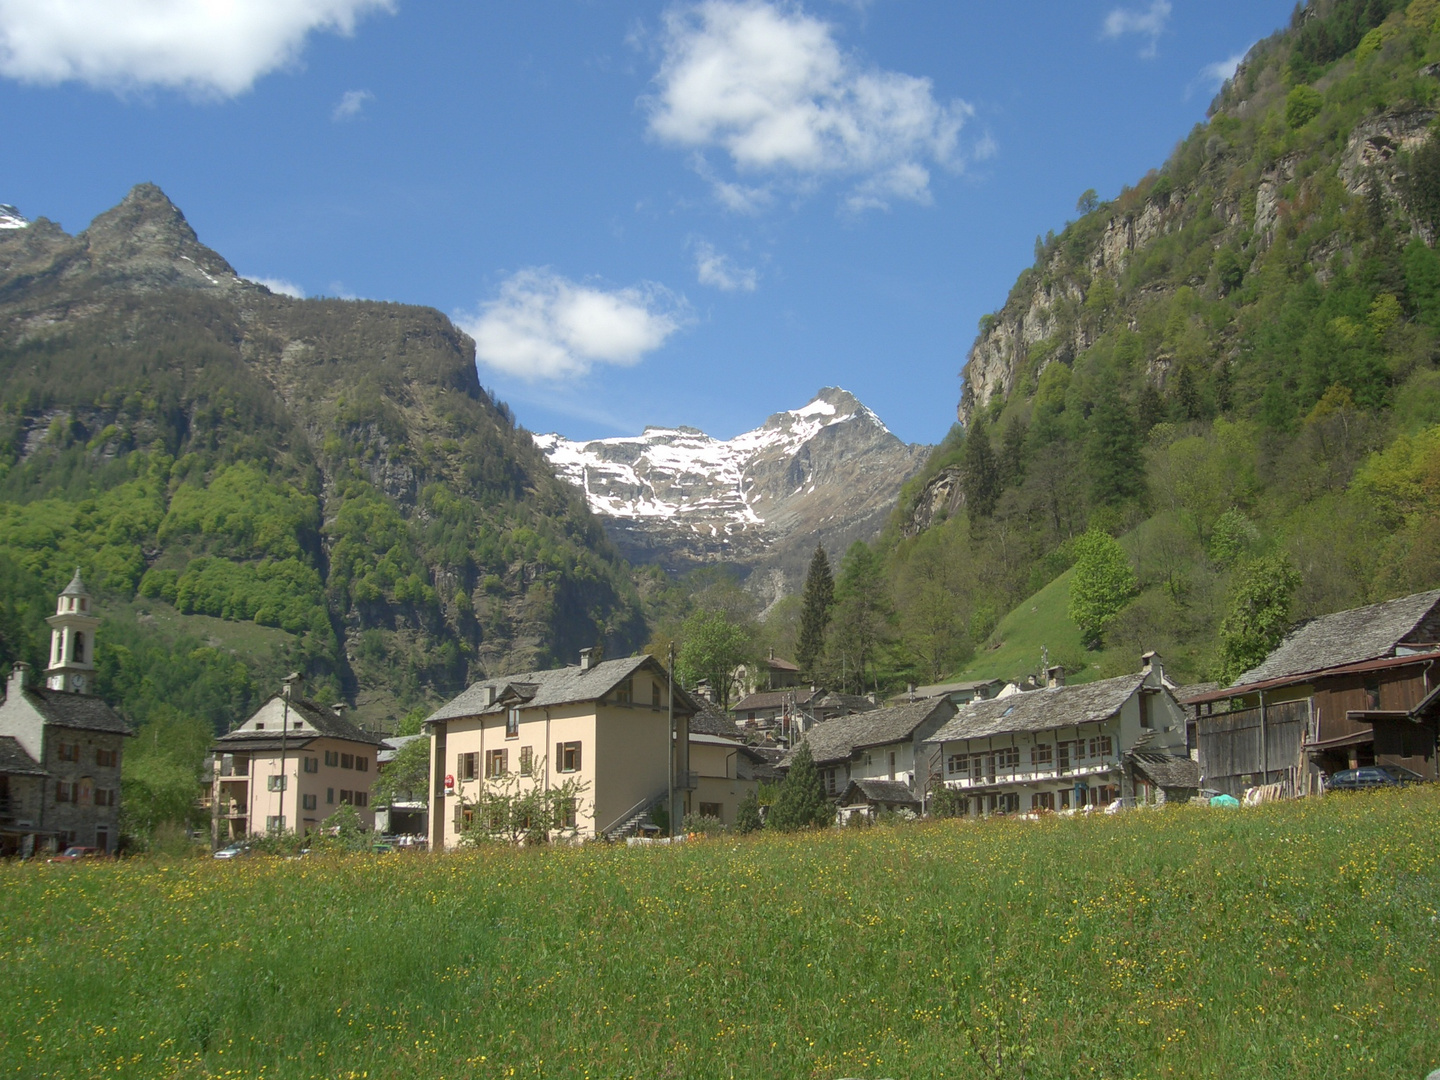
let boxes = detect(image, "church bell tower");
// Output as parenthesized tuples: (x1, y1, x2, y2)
(46, 568, 100, 695)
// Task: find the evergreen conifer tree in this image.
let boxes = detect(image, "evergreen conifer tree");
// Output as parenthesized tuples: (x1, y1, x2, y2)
(734, 789, 762, 834)
(961, 420, 1000, 517)
(767, 742, 832, 831)
(796, 545, 834, 675)
(1084, 394, 1144, 506)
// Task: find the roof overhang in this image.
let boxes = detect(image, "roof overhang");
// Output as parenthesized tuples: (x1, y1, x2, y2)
(1186, 651, 1440, 706)
(1303, 731, 1374, 751)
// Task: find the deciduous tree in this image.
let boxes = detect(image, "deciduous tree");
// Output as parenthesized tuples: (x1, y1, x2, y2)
(1068, 529, 1138, 648)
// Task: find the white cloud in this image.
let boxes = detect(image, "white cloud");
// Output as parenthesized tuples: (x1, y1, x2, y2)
(461, 269, 688, 381)
(332, 88, 373, 121)
(0, 0, 394, 97)
(1197, 50, 1246, 92)
(246, 275, 305, 298)
(693, 241, 758, 291)
(646, 0, 974, 212)
(1102, 0, 1171, 59)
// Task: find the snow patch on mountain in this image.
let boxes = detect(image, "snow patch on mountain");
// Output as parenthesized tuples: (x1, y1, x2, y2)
(0, 205, 28, 230)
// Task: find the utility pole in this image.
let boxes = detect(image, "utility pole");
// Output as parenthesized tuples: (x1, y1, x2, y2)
(279, 672, 300, 834)
(667, 642, 675, 837)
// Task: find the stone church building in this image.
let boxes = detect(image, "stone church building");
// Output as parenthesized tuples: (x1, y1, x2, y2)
(0, 570, 132, 855)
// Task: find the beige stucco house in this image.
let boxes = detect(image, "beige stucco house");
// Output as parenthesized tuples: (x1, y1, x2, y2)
(211, 682, 387, 842)
(425, 650, 700, 847)
(685, 705, 772, 826)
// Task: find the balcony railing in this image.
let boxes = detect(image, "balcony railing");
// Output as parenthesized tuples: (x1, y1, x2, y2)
(944, 761, 1118, 788)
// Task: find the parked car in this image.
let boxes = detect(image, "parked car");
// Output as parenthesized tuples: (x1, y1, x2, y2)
(1326, 765, 1427, 791)
(47, 846, 100, 863)
(213, 843, 251, 859)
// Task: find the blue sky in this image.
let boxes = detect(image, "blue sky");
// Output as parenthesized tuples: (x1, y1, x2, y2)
(0, 1, 1295, 445)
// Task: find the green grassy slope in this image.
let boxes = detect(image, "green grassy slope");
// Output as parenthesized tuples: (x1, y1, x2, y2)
(1, 788, 1434, 1079)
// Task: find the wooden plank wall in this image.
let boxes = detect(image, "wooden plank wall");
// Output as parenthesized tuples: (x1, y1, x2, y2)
(1198, 699, 1309, 794)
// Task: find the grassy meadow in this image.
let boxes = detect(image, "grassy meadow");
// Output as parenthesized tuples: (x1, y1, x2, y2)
(1, 788, 1437, 1080)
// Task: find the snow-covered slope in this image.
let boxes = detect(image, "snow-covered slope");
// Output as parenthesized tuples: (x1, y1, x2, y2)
(0, 205, 28, 230)
(534, 388, 928, 595)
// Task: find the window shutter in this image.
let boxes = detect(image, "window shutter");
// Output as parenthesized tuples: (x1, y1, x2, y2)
(556, 743, 563, 771)
(575, 743, 581, 771)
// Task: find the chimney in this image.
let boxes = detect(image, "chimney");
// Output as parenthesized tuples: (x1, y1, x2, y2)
(579, 647, 593, 671)
(331, 703, 348, 719)
(7, 661, 27, 699)
(282, 671, 303, 699)
(1045, 665, 1066, 688)
(1140, 651, 1161, 682)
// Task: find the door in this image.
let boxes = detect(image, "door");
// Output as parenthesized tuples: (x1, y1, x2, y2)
(1057, 742, 1070, 775)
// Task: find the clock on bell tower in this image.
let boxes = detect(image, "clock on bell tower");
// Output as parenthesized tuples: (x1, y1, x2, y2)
(46, 568, 100, 695)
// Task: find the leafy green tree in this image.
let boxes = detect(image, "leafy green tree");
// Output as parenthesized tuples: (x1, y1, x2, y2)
(795, 545, 835, 675)
(767, 743, 832, 831)
(1217, 554, 1301, 684)
(677, 608, 753, 710)
(1076, 189, 1100, 214)
(456, 760, 590, 846)
(373, 736, 430, 807)
(1285, 85, 1323, 129)
(734, 789, 762, 834)
(1067, 529, 1138, 648)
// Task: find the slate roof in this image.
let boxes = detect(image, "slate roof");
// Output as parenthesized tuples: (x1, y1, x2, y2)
(731, 687, 817, 713)
(929, 673, 1147, 744)
(810, 691, 877, 715)
(378, 733, 426, 765)
(214, 695, 389, 749)
(0, 736, 45, 776)
(689, 704, 745, 740)
(841, 778, 921, 807)
(788, 697, 956, 767)
(739, 746, 785, 782)
(1130, 752, 1201, 790)
(427, 655, 698, 724)
(1174, 683, 1219, 704)
(22, 687, 132, 735)
(911, 678, 1004, 699)
(1231, 589, 1440, 688)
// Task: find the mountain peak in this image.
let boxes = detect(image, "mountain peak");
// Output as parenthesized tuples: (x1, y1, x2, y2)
(0, 204, 27, 230)
(77, 183, 238, 290)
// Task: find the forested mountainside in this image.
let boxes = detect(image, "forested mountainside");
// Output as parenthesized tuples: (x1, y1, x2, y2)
(870, 0, 1440, 691)
(0, 185, 645, 750)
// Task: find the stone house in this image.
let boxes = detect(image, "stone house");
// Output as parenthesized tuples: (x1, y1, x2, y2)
(928, 657, 1189, 815)
(0, 571, 131, 854)
(785, 696, 958, 805)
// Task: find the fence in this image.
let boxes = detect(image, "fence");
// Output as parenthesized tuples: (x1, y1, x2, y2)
(1198, 698, 1311, 797)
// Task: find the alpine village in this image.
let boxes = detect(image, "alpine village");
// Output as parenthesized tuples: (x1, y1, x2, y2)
(2, 2, 1439, 1079)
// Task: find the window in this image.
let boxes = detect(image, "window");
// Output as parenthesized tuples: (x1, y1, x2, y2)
(96, 747, 118, 768)
(1059, 789, 1071, 810)
(325, 750, 338, 767)
(73, 632, 85, 663)
(340, 753, 355, 770)
(824, 768, 837, 795)
(266, 815, 285, 832)
(55, 780, 74, 803)
(997, 747, 1019, 770)
(1365, 680, 1381, 711)
(652, 682, 662, 707)
(355, 755, 369, 773)
(506, 708, 520, 738)
(1031, 791, 1055, 811)
(559, 798, 578, 829)
(557, 741, 581, 773)
(267, 775, 287, 792)
(339, 790, 354, 805)
(1057, 742, 1071, 774)
(327, 787, 335, 805)
(57, 743, 80, 763)
(458, 752, 479, 781)
(888, 751, 897, 779)
(354, 791, 368, 808)
(455, 803, 474, 828)
(94, 788, 116, 808)
(486, 749, 508, 778)
(255, 722, 265, 731)
(519, 746, 534, 776)
(1031, 744, 1053, 768)
(947, 753, 970, 778)
(1089, 736, 1114, 759)
(303, 757, 319, 774)
(699, 802, 723, 818)
(301, 794, 317, 811)
(614, 678, 633, 705)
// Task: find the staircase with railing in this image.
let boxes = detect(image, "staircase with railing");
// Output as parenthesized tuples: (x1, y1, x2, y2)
(599, 788, 669, 841)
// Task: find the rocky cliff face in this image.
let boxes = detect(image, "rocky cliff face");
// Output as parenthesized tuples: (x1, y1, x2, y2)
(536, 388, 929, 599)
